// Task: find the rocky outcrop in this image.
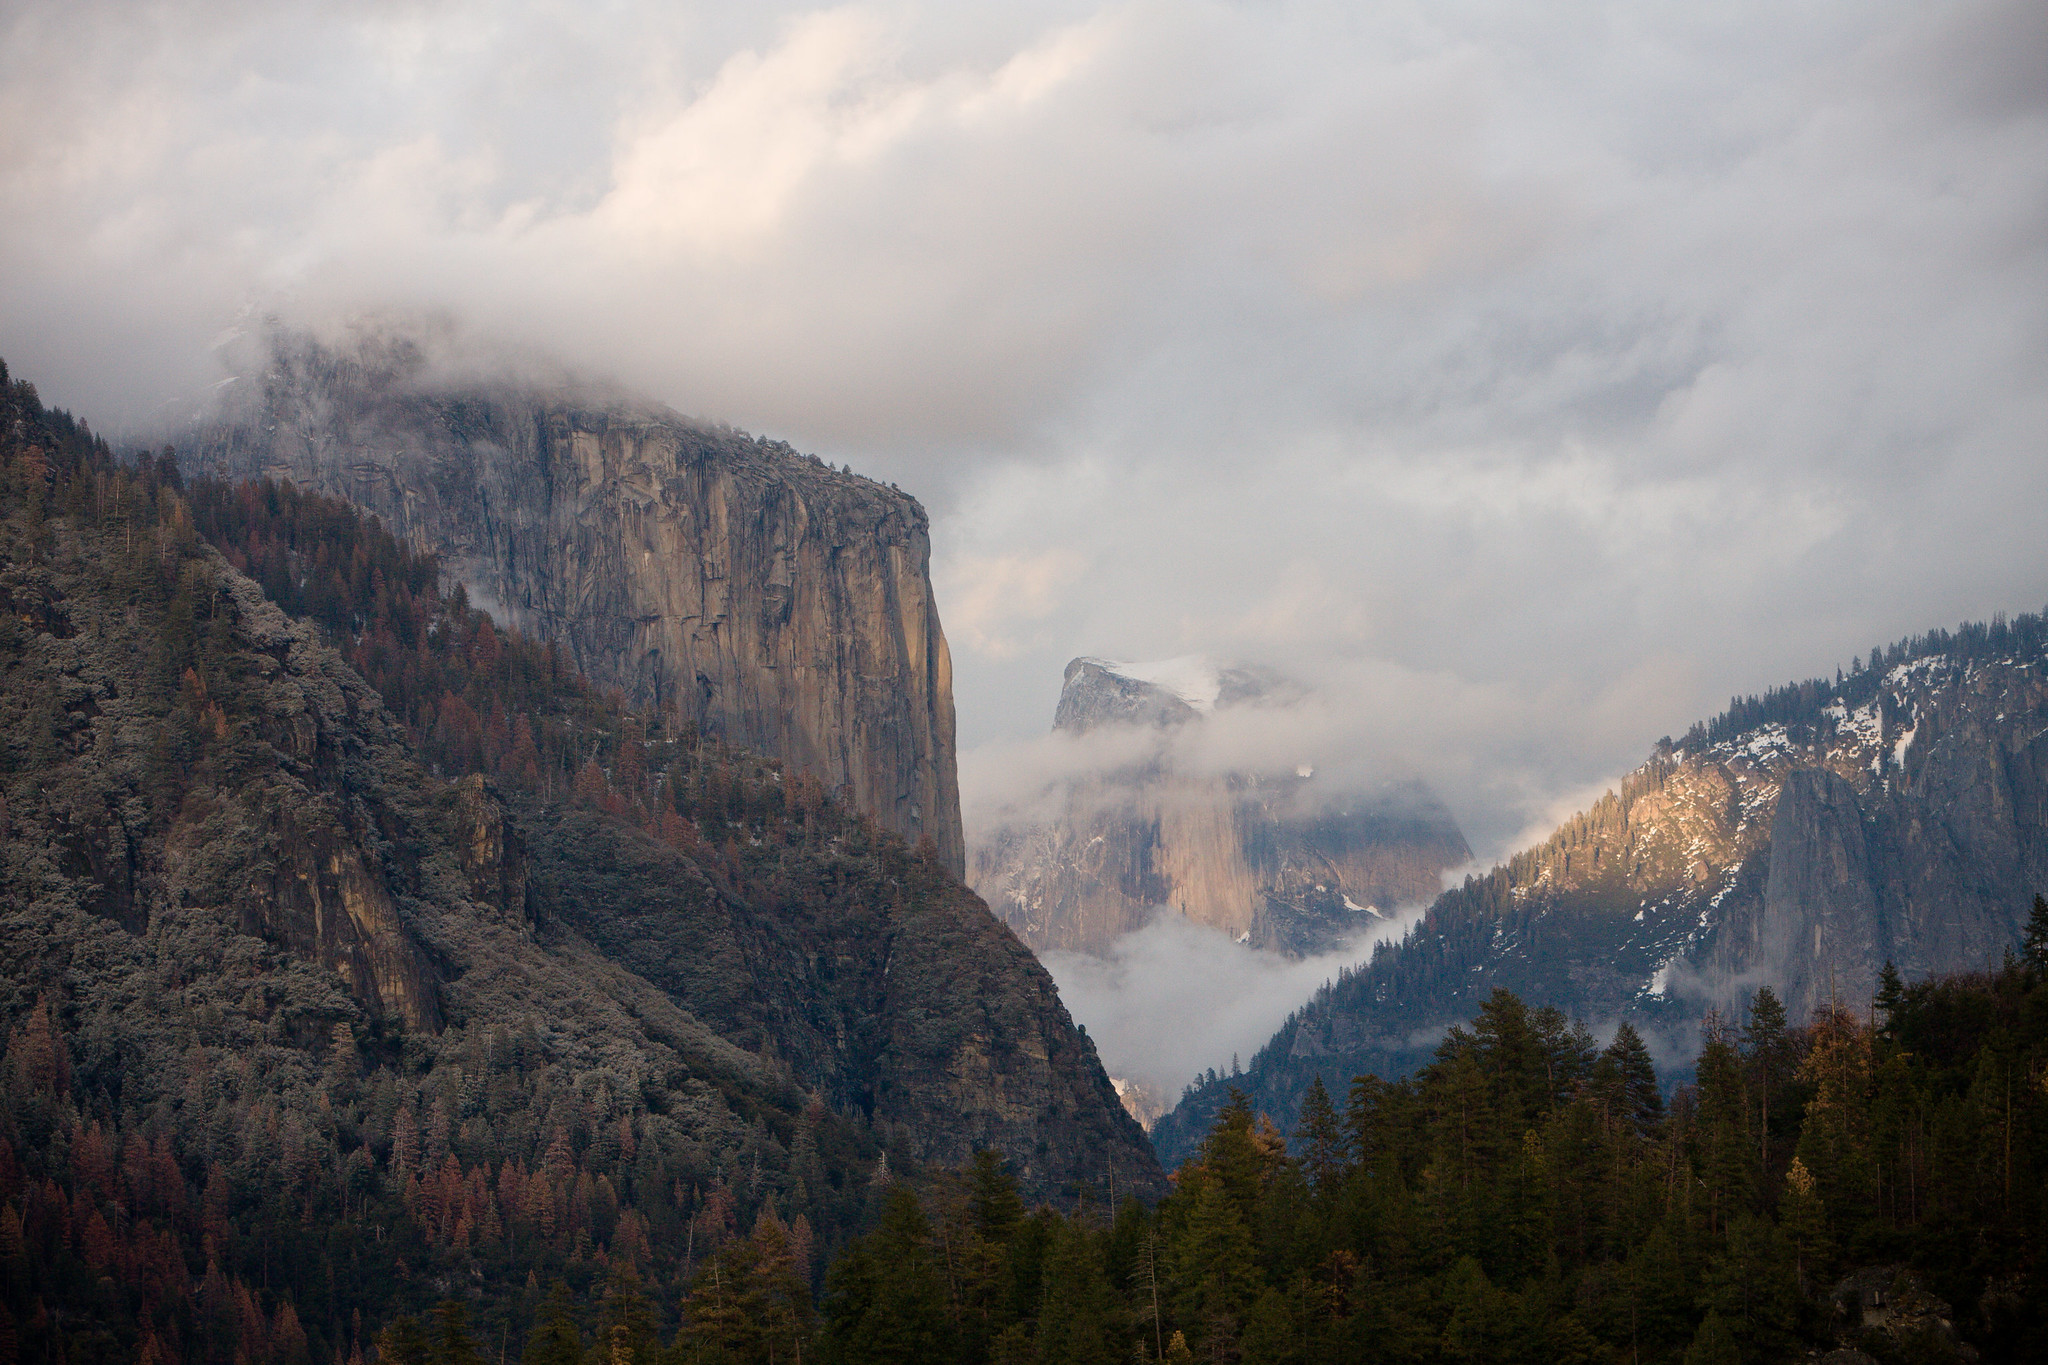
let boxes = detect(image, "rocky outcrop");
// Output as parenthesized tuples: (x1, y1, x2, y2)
(974, 656, 1470, 957)
(1154, 623, 2048, 1160)
(184, 328, 965, 874)
(0, 477, 1155, 1204)
(1688, 660, 2048, 1017)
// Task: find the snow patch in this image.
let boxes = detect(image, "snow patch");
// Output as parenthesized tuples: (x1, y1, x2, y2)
(1083, 654, 1222, 712)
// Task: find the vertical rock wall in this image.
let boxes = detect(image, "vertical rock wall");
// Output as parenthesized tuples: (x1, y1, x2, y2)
(973, 657, 1472, 956)
(186, 333, 965, 874)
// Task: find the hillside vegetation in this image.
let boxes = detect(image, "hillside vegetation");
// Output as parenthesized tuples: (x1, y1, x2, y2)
(808, 944, 2048, 1363)
(0, 360, 1153, 1365)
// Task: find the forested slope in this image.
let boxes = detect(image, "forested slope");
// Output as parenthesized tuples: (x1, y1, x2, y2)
(0, 360, 1155, 1365)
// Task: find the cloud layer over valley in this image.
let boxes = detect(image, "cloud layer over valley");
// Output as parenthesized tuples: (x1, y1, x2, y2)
(1044, 907, 1433, 1112)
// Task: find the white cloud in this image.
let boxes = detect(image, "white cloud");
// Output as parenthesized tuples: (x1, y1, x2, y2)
(936, 546, 1088, 659)
(1, 0, 2043, 873)
(1045, 907, 1430, 1104)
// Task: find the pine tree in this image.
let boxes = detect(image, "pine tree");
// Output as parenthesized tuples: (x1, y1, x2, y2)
(818, 1188, 950, 1364)
(520, 1283, 584, 1365)
(1030, 1219, 1117, 1365)
(1779, 1157, 1831, 1293)
(431, 1302, 486, 1365)
(1742, 987, 1795, 1176)
(1170, 1180, 1258, 1345)
(1875, 960, 1905, 1027)
(1294, 1075, 1346, 1197)
(1699, 1216, 1796, 1361)
(1594, 1023, 1663, 1141)
(377, 1318, 433, 1365)
(595, 1270, 661, 1365)
(1693, 1019, 1753, 1231)
(1681, 1309, 1740, 1365)
(968, 1148, 1024, 1244)
(2023, 893, 2048, 972)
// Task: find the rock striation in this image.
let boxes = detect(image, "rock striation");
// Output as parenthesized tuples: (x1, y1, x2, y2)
(184, 327, 965, 874)
(1154, 618, 2048, 1160)
(974, 656, 1471, 957)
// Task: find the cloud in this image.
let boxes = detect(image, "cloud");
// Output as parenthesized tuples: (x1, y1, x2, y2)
(2, 0, 2044, 875)
(1044, 906, 1431, 1104)
(936, 547, 1088, 659)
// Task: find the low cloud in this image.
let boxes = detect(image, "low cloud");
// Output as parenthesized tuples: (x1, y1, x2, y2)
(1044, 905, 1431, 1105)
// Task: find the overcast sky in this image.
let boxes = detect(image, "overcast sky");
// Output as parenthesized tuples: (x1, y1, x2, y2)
(4, 0, 2045, 860)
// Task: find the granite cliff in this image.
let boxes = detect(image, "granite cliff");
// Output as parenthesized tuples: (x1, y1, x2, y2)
(0, 363, 1158, 1356)
(184, 327, 965, 875)
(1153, 613, 2048, 1159)
(973, 655, 1471, 956)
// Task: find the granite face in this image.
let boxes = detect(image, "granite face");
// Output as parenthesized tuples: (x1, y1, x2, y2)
(185, 330, 965, 875)
(974, 657, 1470, 957)
(0, 507, 1156, 1201)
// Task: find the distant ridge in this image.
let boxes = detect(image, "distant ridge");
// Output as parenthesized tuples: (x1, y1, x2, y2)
(975, 653, 1468, 959)
(1153, 608, 2048, 1159)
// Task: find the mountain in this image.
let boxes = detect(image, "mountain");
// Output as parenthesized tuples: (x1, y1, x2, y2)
(1153, 615, 2048, 1160)
(972, 656, 1470, 957)
(0, 361, 1155, 1362)
(181, 325, 965, 876)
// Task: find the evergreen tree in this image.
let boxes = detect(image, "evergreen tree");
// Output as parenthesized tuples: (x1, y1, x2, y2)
(1029, 1219, 1117, 1365)
(595, 1270, 662, 1365)
(1170, 1180, 1258, 1352)
(1594, 1023, 1664, 1140)
(2024, 893, 2048, 972)
(1742, 987, 1796, 1175)
(1875, 960, 1905, 1028)
(1294, 1075, 1346, 1198)
(1778, 1158, 1831, 1294)
(1693, 1018, 1754, 1231)
(1681, 1309, 1740, 1365)
(430, 1302, 487, 1365)
(378, 1318, 434, 1365)
(1699, 1216, 1797, 1361)
(968, 1148, 1025, 1244)
(521, 1283, 585, 1365)
(818, 1189, 950, 1364)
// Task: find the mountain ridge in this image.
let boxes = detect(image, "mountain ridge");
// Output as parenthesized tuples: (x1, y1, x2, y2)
(1153, 610, 2048, 1159)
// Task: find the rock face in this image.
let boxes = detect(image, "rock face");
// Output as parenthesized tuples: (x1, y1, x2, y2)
(0, 478, 1154, 1205)
(185, 328, 965, 875)
(973, 656, 1471, 957)
(1154, 623, 2048, 1160)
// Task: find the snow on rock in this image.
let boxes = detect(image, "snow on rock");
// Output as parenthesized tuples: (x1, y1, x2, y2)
(1084, 654, 1224, 713)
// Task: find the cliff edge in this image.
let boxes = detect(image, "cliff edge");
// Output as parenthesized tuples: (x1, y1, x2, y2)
(184, 327, 966, 875)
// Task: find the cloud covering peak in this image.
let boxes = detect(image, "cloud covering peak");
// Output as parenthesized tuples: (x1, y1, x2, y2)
(4, 0, 2045, 855)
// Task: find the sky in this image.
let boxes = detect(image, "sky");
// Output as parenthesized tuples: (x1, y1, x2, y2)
(5, 0, 2046, 868)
